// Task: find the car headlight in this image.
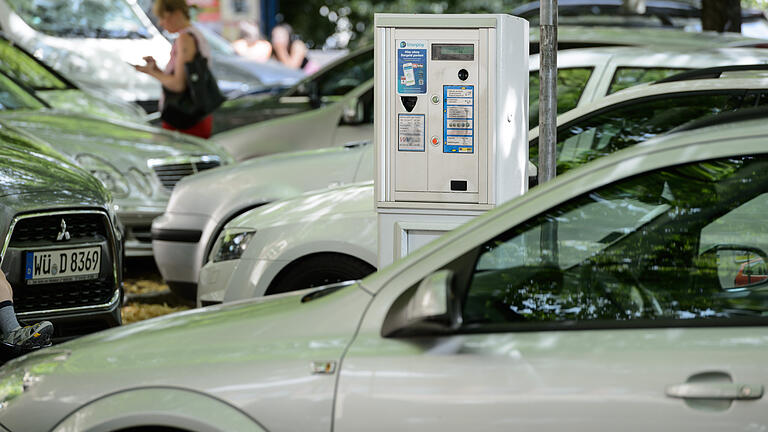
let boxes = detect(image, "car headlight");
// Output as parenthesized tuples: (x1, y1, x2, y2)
(75, 154, 131, 198)
(212, 229, 256, 263)
(0, 350, 70, 409)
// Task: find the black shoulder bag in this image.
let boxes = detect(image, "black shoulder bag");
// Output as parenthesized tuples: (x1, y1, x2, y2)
(161, 33, 225, 129)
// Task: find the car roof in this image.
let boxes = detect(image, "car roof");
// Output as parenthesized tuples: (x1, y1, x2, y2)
(529, 75, 768, 137)
(530, 45, 768, 69)
(531, 25, 768, 50)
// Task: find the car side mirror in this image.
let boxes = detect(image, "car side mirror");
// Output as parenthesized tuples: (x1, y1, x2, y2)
(700, 244, 768, 290)
(340, 98, 364, 125)
(381, 269, 463, 337)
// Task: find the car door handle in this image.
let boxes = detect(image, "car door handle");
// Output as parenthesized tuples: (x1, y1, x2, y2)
(665, 383, 764, 400)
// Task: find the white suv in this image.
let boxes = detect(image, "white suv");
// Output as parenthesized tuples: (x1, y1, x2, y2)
(198, 74, 768, 305)
(2, 116, 767, 431)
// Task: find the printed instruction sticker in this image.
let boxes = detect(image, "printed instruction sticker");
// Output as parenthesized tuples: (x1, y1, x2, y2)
(397, 40, 427, 94)
(398, 114, 425, 152)
(443, 85, 474, 153)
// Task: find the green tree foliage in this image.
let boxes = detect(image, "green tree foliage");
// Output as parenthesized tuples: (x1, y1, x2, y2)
(279, 0, 527, 48)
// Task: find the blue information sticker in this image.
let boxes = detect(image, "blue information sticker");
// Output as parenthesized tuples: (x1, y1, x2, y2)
(397, 40, 427, 94)
(443, 85, 474, 154)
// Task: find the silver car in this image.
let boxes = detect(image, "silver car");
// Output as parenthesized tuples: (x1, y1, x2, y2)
(1, 114, 767, 431)
(0, 69, 232, 256)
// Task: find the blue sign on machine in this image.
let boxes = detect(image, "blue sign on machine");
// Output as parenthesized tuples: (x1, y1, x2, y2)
(397, 40, 427, 94)
(443, 85, 474, 153)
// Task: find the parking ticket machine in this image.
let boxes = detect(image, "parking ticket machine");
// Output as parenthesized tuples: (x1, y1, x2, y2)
(375, 14, 529, 267)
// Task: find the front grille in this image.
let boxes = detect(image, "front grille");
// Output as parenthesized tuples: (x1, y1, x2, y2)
(14, 278, 115, 313)
(10, 213, 107, 246)
(150, 156, 221, 191)
(5, 211, 118, 316)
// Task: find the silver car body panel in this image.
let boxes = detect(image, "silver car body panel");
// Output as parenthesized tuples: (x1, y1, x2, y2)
(0, 283, 373, 432)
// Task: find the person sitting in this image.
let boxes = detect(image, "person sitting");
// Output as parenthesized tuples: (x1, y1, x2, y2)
(0, 271, 53, 349)
(232, 21, 272, 63)
(271, 24, 320, 74)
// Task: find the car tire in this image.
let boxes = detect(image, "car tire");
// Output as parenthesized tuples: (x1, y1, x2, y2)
(267, 253, 376, 295)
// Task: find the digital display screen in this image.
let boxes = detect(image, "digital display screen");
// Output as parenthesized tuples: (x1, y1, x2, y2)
(431, 44, 474, 61)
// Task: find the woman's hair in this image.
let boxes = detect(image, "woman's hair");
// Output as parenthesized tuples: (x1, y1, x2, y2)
(153, 0, 190, 19)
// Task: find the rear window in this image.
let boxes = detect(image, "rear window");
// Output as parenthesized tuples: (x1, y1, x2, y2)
(608, 67, 689, 94)
(529, 67, 593, 128)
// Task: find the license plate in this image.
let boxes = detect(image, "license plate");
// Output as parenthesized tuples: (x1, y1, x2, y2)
(25, 247, 101, 285)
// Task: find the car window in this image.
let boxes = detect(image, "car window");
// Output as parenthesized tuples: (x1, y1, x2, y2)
(608, 67, 689, 94)
(0, 39, 68, 91)
(5, 0, 151, 39)
(291, 50, 374, 98)
(529, 68, 592, 128)
(463, 155, 768, 328)
(530, 92, 745, 175)
(0, 73, 46, 110)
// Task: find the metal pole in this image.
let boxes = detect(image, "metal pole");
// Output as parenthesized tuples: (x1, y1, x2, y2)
(539, 0, 558, 265)
(538, 0, 557, 185)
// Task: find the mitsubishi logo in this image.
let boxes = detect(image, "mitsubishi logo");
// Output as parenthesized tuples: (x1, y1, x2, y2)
(56, 219, 71, 241)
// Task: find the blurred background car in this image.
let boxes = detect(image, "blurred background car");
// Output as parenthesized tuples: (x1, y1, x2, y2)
(0, 33, 149, 123)
(214, 77, 373, 160)
(3, 115, 768, 432)
(0, 124, 123, 341)
(198, 72, 768, 305)
(0, 69, 232, 256)
(212, 45, 374, 133)
(0, 0, 281, 114)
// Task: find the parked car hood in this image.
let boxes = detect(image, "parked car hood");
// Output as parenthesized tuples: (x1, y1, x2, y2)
(229, 181, 374, 231)
(36, 88, 148, 124)
(22, 36, 169, 103)
(0, 283, 372, 432)
(0, 110, 230, 172)
(0, 130, 108, 202)
(167, 143, 370, 215)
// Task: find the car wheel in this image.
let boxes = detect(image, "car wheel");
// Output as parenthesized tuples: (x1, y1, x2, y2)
(267, 253, 376, 295)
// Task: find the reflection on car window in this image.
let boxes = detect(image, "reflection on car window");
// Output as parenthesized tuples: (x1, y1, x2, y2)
(0, 40, 67, 91)
(5, 0, 151, 39)
(292, 50, 374, 98)
(463, 155, 768, 328)
(0, 73, 46, 110)
(608, 67, 688, 94)
(530, 92, 745, 176)
(529, 68, 592, 128)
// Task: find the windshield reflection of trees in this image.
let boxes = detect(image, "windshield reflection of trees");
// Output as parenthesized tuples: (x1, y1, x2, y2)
(464, 156, 768, 327)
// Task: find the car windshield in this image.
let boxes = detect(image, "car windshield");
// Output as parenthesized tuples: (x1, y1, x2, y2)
(289, 49, 374, 98)
(0, 72, 46, 110)
(0, 39, 68, 91)
(5, 0, 152, 39)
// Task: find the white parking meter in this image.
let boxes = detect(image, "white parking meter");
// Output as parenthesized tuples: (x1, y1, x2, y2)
(375, 14, 529, 267)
